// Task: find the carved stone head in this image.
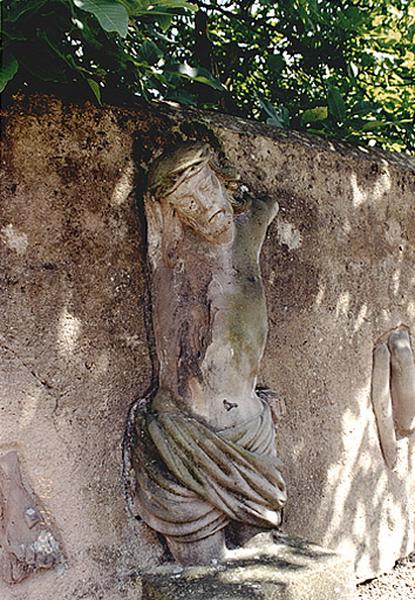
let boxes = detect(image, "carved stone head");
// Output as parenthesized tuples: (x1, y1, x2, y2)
(147, 143, 237, 245)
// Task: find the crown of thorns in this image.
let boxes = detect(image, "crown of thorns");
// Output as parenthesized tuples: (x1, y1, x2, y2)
(148, 142, 238, 199)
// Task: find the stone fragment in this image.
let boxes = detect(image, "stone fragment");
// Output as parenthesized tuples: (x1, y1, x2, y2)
(389, 329, 415, 434)
(0, 451, 62, 584)
(371, 342, 397, 468)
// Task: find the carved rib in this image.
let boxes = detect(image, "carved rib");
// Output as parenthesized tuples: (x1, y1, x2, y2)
(132, 401, 286, 544)
(371, 343, 397, 468)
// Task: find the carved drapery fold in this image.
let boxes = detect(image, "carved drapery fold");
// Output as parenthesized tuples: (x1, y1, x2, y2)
(131, 399, 286, 543)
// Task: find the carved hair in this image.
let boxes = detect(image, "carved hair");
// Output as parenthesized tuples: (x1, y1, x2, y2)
(145, 142, 241, 267)
(147, 142, 238, 200)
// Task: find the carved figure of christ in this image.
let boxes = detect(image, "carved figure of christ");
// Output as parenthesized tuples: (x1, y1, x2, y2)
(131, 143, 286, 565)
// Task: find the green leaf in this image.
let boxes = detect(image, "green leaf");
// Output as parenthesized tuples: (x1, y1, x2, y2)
(140, 39, 163, 64)
(351, 101, 379, 116)
(73, 0, 129, 37)
(167, 88, 197, 106)
(4, 0, 49, 23)
(177, 64, 225, 91)
(301, 106, 328, 124)
(157, 14, 172, 32)
(327, 85, 346, 123)
(361, 120, 389, 131)
(148, 0, 197, 10)
(127, 0, 197, 16)
(191, 74, 224, 91)
(347, 62, 358, 78)
(267, 54, 285, 74)
(0, 53, 19, 92)
(87, 78, 102, 103)
(259, 99, 289, 128)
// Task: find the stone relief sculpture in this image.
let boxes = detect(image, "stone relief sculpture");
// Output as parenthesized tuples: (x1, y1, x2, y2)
(126, 142, 287, 565)
(0, 451, 62, 584)
(371, 327, 415, 468)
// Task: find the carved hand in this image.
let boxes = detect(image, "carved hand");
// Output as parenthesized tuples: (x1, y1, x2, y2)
(371, 328, 415, 468)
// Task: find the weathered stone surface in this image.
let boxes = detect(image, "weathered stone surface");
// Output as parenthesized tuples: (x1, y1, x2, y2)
(140, 533, 355, 600)
(1, 95, 415, 598)
(0, 96, 162, 600)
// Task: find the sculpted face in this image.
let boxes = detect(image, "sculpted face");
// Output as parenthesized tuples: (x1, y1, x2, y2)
(164, 162, 234, 244)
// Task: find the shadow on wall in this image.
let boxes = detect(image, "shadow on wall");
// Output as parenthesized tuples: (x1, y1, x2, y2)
(262, 161, 415, 579)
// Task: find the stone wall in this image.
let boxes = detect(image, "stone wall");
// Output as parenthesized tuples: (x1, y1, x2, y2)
(1, 95, 415, 599)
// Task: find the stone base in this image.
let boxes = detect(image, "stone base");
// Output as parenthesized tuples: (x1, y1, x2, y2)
(140, 533, 356, 600)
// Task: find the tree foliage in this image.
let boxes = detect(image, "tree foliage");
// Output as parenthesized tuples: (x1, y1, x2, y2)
(1, 0, 414, 153)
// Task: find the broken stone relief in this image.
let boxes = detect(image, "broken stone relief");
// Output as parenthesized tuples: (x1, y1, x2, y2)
(125, 142, 287, 566)
(0, 450, 62, 585)
(371, 327, 415, 469)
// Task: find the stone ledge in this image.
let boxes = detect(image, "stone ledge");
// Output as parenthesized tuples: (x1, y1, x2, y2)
(140, 533, 356, 600)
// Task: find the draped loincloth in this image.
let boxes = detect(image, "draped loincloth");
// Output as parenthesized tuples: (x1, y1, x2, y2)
(130, 399, 287, 543)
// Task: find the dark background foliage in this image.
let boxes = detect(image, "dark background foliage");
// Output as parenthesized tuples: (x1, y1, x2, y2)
(2, 0, 414, 153)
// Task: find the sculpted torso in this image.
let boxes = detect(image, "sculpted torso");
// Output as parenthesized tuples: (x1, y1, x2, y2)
(130, 143, 286, 565)
(148, 153, 276, 429)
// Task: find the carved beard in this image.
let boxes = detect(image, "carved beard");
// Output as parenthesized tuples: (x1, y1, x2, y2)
(146, 198, 233, 269)
(175, 205, 234, 246)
